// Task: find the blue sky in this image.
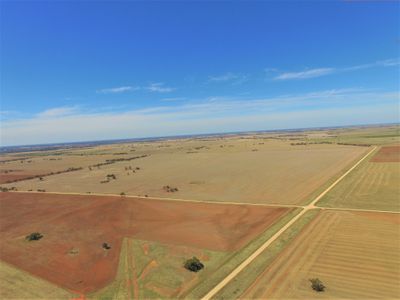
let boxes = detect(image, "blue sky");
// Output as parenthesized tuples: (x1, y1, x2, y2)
(1, 1, 399, 146)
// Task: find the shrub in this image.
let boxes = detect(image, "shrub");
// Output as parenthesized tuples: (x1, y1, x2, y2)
(184, 257, 204, 272)
(310, 278, 325, 292)
(26, 232, 43, 241)
(163, 185, 179, 192)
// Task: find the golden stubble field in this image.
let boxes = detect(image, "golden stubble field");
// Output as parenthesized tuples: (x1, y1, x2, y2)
(319, 145, 400, 211)
(238, 210, 400, 299)
(1, 139, 367, 205)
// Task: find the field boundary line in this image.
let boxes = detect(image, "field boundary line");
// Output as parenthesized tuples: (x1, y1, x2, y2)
(321, 207, 400, 214)
(6, 190, 301, 209)
(200, 146, 377, 300)
(310, 146, 377, 207)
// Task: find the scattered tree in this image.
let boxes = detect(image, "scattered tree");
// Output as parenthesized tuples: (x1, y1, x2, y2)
(184, 257, 204, 272)
(309, 278, 326, 292)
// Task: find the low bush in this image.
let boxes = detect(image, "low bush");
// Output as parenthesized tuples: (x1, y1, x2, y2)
(310, 278, 325, 292)
(184, 257, 204, 272)
(26, 232, 43, 241)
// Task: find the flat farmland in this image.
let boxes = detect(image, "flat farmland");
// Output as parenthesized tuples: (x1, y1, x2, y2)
(0, 192, 290, 295)
(224, 210, 400, 300)
(319, 147, 400, 211)
(2, 141, 367, 205)
(0, 149, 141, 184)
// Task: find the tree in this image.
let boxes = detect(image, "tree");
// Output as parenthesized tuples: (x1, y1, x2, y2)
(184, 257, 204, 272)
(26, 232, 43, 241)
(102, 243, 111, 250)
(309, 278, 326, 292)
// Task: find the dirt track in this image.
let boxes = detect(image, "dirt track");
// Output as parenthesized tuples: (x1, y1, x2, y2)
(0, 192, 289, 294)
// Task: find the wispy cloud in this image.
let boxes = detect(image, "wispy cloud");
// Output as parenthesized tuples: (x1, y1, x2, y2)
(378, 58, 400, 67)
(275, 68, 335, 80)
(161, 97, 186, 102)
(273, 58, 399, 81)
(96, 86, 138, 94)
(146, 83, 175, 93)
(208, 72, 248, 84)
(36, 106, 80, 118)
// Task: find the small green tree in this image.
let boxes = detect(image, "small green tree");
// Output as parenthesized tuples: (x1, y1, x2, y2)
(184, 257, 204, 272)
(26, 232, 43, 241)
(309, 278, 325, 292)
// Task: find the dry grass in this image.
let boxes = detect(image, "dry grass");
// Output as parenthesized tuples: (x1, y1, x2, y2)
(0, 261, 76, 299)
(2, 140, 366, 205)
(318, 148, 400, 211)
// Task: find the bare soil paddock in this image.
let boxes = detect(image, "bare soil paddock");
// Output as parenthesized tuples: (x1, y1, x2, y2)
(0, 192, 290, 294)
(371, 145, 400, 162)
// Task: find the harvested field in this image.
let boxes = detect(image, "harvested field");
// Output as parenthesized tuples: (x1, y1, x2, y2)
(0, 192, 290, 294)
(319, 152, 400, 211)
(2, 142, 367, 205)
(371, 145, 400, 162)
(237, 210, 400, 299)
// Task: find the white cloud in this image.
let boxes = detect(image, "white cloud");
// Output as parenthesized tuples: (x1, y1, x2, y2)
(1, 89, 398, 146)
(208, 72, 248, 84)
(376, 58, 400, 67)
(273, 58, 400, 81)
(96, 86, 138, 94)
(146, 83, 175, 93)
(36, 106, 80, 118)
(161, 97, 186, 102)
(274, 68, 335, 80)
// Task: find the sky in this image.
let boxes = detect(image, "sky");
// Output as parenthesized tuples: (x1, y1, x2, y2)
(0, 1, 399, 146)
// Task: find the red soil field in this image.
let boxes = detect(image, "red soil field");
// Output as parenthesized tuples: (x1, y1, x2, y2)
(371, 145, 400, 162)
(0, 192, 289, 294)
